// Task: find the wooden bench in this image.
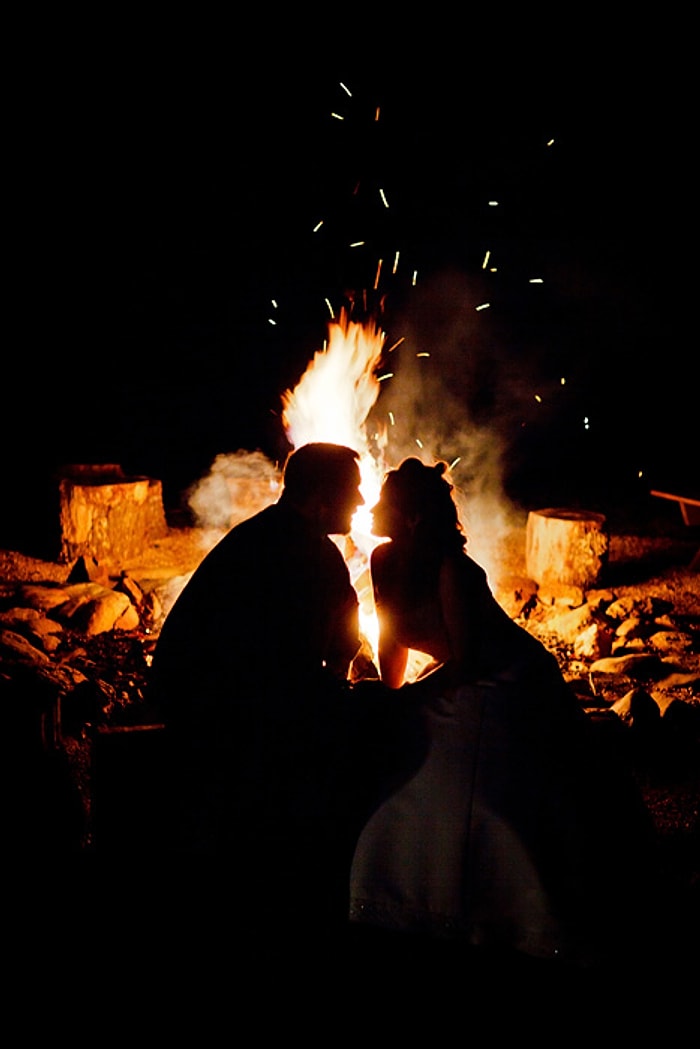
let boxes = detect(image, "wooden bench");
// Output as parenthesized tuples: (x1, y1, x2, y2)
(650, 490, 700, 570)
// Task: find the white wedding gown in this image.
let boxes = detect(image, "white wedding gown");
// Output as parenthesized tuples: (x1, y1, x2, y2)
(350, 649, 656, 966)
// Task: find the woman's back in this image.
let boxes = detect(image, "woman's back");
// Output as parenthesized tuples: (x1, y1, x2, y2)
(373, 541, 556, 687)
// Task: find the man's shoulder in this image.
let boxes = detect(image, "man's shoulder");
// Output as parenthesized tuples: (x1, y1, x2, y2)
(216, 502, 283, 546)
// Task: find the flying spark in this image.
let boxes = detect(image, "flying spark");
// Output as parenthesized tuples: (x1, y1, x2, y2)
(313, 220, 324, 233)
(331, 112, 344, 121)
(374, 259, 383, 289)
(340, 82, 352, 96)
(416, 352, 430, 358)
(482, 250, 491, 269)
(379, 188, 390, 208)
(475, 303, 490, 311)
(386, 337, 405, 353)
(325, 298, 335, 318)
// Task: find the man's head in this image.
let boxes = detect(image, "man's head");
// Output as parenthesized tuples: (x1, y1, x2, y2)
(281, 443, 363, 535)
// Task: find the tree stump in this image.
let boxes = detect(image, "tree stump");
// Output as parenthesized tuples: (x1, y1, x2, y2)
(525, 508, 609, 591)
(58, 465, 168, 566)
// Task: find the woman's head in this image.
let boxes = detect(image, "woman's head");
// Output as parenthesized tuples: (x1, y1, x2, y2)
(372, 457, 466, 551)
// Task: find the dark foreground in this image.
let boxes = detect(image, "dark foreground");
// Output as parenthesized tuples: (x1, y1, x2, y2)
(10, 864, 698, 1035)
(9, 747, 699, 1032)
(9, 683, 699, 1020)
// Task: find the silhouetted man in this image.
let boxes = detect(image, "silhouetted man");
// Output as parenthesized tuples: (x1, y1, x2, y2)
(147, 443, 409, 953)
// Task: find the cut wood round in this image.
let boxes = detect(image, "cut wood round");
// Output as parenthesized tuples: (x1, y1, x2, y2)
(525, 508, 609, 590)
(57, 465, 168, 566)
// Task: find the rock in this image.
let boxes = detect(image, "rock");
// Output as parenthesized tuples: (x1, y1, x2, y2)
(574, 622, 614, 660)
(0, 627, 51, 664)
(605, 597, 636, 621)
(115, 573, 145, 607)
(18, 583, 78, 613)
(589, 653, 665, 679)
(614, 617, 650, 641)
(65, 590, 138, 636)
(610, 687, 662, 727)
(541, 603, 613, 658)
(586, 589, 616, 612)
(647, 630, 695, 652)
(0, 607, 64, 653)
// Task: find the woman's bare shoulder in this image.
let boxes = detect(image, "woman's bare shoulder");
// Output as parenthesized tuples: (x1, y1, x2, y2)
(370, 540, 392, 569)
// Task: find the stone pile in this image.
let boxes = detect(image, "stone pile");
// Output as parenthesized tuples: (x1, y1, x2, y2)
(1, 543, 698, 754)
(1, 523, 698, 865)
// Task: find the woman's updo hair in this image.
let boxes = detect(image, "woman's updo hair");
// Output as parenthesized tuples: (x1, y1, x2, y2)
(384, 457, 467, 552)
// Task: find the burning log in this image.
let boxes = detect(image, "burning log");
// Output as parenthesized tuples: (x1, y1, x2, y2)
(525, 507, 609, 596)
(57, 464, 168, 566)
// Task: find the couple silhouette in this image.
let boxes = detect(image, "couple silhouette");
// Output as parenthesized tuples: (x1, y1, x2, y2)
(146, 442, 658, 970)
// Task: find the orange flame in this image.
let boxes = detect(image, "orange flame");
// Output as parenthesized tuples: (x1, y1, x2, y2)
(281, 308, 388, 549)
(281, 308, 390, 662)
(281, 308, 384, 451)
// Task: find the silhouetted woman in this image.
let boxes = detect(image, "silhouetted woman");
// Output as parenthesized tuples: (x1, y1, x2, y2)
(349, 457, 659, 970)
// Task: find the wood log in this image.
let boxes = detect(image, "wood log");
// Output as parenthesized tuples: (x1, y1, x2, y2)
(525, 508, 609, 590)
(58, 465, 168, 566)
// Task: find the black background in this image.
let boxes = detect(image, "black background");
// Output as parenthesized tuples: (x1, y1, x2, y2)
(5, 24, 696, 544)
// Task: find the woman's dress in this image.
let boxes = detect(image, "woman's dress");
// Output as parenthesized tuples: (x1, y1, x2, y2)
(349, 554, 656, 967)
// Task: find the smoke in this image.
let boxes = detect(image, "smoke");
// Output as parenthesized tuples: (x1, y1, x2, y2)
(185, 449, 281, 537)
(181, 275, 542, 585)
(373, 269, 538, 578)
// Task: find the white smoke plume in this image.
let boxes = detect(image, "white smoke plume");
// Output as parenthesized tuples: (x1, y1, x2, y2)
(372, 270, 536, 582)
(185, 449, 282, 540)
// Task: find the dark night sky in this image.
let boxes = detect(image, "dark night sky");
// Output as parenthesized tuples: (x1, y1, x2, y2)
(5, 29, 696, 533)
